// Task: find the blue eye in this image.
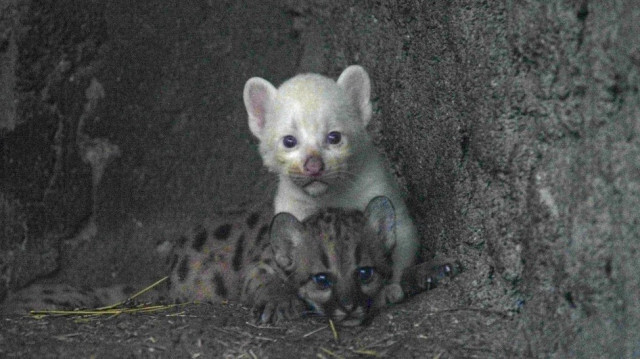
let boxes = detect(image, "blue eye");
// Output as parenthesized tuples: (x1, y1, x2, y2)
(311, 273, 332, 290)
(357, 267, 375, 283)
(326, 131, 341, 145)
(283, 135, 297, 148)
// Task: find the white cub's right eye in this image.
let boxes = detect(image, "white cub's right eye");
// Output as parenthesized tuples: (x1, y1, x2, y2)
(282, 135, 298, 148)
(326, 131, 342, 145)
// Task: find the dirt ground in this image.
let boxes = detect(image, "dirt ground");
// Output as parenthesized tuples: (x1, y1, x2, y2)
(1, 279, 520, 358)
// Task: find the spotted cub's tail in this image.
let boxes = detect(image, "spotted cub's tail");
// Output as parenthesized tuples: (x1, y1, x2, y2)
(1, 282, 166, 315)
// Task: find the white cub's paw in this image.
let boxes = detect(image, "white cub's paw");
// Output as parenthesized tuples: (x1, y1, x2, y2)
(383, 283, 405, 304)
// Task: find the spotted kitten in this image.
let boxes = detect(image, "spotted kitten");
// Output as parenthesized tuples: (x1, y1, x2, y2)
(2, 197, 456, 326)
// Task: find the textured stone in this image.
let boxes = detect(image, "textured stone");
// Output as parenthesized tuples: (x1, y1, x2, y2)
(303, 0, 639, 356)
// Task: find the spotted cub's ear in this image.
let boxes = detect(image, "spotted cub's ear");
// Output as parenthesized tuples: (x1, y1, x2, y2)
(269, 212, 304, 271)
(364, 196, 396, 251)
(337, 65, 372, 126)
(243, 77, 277, 139)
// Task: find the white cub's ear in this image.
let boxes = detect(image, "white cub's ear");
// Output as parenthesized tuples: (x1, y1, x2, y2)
(269, 212, 304, 271)
(243, 77, 277, 139)
(364, 196, 396, 251)
(337, 65, 372, 126)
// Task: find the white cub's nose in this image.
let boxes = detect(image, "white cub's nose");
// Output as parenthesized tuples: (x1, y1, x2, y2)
(304, 155, 324, 176)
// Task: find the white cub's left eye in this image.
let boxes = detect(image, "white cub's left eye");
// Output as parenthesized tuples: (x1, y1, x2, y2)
(282, 135, 298, 148)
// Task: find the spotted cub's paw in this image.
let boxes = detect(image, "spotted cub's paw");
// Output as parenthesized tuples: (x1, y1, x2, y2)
(400, 260, 461, 297)
(251, 280, 304, 324)
(382, 283, 405, 304)
(254, 295, 302, 324)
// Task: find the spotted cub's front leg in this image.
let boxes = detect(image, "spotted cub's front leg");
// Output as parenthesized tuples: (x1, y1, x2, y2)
(242, 263, 303, 324)
(400, 260, 461, 297)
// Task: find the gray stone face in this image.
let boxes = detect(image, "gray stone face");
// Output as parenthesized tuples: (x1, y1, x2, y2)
(348, 1, 637, 356)
(1, 0, 638, 356)
(276, 0, 640, 355)
(0, 0, 17, 131)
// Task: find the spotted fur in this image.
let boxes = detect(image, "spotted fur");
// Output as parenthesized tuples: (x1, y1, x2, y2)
(166, 203, 273, 304)
(2, 198, 459, 326)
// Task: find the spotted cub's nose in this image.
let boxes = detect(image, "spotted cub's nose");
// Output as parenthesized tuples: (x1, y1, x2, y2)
(304, 155, 324, 176)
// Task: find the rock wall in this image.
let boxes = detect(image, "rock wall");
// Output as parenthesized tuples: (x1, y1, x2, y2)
(0, 0, 299, 298)
(297, 0, 639, 356)
(1, 0, 105, 298)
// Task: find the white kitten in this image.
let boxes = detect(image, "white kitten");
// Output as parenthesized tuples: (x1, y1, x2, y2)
(243, 65, 419, 303)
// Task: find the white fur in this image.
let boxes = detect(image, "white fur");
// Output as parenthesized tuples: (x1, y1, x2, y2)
(243, 65, 419, 302)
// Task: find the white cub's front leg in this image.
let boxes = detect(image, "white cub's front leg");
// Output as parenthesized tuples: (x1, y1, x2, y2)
(385, 206, 419, 303)
(243, 65, 419, 304)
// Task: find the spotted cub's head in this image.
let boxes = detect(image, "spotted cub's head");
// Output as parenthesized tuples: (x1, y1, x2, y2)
(269, 196, 396, 326)
(243, 65, 372, 197)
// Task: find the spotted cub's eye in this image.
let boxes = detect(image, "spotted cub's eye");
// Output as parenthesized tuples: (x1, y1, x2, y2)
(357, 267, 375, 284)
(282, 135, 297, 148)
(311, 273, 332, 290)
(326, 131, 341, 145)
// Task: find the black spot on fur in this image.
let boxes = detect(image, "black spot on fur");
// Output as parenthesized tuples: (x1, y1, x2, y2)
(246, 212, 260, 229)
(178, 256, 189, 282)
(322, 213, 333, 223)
(283, 268, 294, 277)
(170, 254, 179, 271)
(42, 289, 54, 295)
(334, 222, 342, 239)
(214, 224, 232, 240)
(320, 251, 330, 268)
(192, 227, 208, 252)
(213, 273, 228, 297)
(177, 235, 188, 248)
(232, 234, 245, 271)
(256, 224, 269, 245)
(355, 243, 362, 264)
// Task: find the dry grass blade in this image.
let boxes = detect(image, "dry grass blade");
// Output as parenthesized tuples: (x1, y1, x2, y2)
(302, 325, 327, 338)
(351, 348, 380, 357)
(319, 347, 344, 359)
(328, 319, 339, 341)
